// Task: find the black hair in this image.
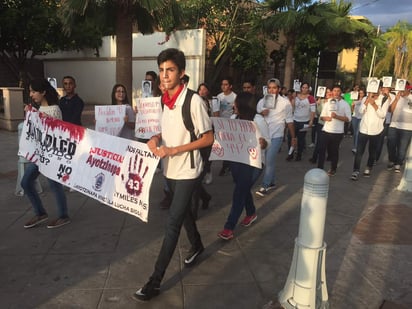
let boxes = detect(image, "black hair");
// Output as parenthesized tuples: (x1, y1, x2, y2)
(62, 76, 76, 83)
(242, 79, 256, 86)
(145, 71, 157, 81)
(111, 84, 130, 105)
(222, 77, 233, 86)
(181, 74, 190, 84)
(29, 78, 59, 105)
(157, 48, 186, 72)
(235, 92, 257, 121)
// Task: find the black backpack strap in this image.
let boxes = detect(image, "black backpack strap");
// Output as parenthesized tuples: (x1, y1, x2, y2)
(181, 89, 196, 168)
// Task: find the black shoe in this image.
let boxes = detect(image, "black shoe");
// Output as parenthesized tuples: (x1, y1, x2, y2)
(295, 155, 302, 161)
(184, 245, 204, 266)
(286, 154, 293, 161)
(133, 279, 160, 302)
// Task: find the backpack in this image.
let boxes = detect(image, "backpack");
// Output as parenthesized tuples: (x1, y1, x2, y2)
(162, 88, 213, 169)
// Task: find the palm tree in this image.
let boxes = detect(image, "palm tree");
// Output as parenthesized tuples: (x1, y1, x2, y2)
(259, 0, 314, 88)
(375, 21, 412, 80)
(60, 0, 181, 95)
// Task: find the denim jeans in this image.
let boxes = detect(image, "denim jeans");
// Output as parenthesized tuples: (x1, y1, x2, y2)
(351, 117, 361, 150)
(224, 162, 259, 230)
(261, 137, 283, 188)
(387, 127, 412, 165)
(353, 132, 380, 171)
(151, 177, 202, 283)
(21, 163, 68, 218)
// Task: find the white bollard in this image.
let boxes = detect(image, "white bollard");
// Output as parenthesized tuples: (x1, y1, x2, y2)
(278, 168, 329, 309)
(397, 143, 412, 192)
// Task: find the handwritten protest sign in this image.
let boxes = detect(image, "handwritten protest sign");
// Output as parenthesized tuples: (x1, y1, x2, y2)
(135, 97, 162, 139)
(209, 117, 262, 168)
(95, 105, 126, 136)
(18, 108, 159, 222)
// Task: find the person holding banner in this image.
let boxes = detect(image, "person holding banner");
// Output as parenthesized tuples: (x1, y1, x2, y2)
(111, 84, 136, 140)
(21, 78, 70, 229)
(133, 48, 213, 302)
(217, 92, 269, 240)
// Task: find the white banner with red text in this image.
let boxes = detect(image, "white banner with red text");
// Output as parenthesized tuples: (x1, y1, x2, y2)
(135, 97, 162, 139)
(18, 108, 159, 222)
(95, 105, 126, 136)
(209, 117, 262, 168)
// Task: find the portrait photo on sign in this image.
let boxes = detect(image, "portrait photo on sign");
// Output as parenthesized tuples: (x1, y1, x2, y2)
(350, 91, 359, 100)
(142, 80, 152, 98)
(316, 86, 326, 98)
(395, 79, 406, 91)
(263, 94, 277, 109)
(293, 80, 301, 92)
(366, 78, 379, 93)
(48, 77, 57, 89)
(382, 76, 392, 88)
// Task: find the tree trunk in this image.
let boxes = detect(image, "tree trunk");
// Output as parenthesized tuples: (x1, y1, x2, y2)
(283, 34, 295, 89)
(355, 46, 365, 86)
(115, 7, 133, 97)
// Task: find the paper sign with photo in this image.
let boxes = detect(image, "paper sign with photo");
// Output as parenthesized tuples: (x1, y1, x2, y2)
(350, 91, 359, 100)
(316, 86, 326, 98)
(263, 94, 277, 109)
(329, 99, 337, 112)
(142, 80, 152, 98)
(262, 86, 268, 96)
(293, 80, 301, 92)
(382, 76, 392, 88)
(47, 77, 57, 89)
(366, 78, 379, 93)
(395, 79, 406, 91)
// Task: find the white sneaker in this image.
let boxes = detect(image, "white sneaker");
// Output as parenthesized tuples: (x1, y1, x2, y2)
(204, 172, 213, 184)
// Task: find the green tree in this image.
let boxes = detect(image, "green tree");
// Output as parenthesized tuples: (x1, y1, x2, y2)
(60, 0, 181, 95)
(181, 0, 266, 90)
(375, 21, 412, 80)
(0, 0, 103, 87)
(259, 0, 374, 87)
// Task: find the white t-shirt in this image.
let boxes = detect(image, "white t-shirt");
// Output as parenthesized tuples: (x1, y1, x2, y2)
(359, 94, 389, 135)
(215, 91, 237, 119)
(39, 105, 62, 120)
(161, 87, 213, 179)
(321, 98, 351, 134)
(352, 97, 365, 119)
(256, 94, 293, 139)
(293, 96, 315, 122)
(390, 96, 412, 131)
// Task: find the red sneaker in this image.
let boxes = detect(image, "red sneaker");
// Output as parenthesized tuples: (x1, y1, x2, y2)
(241, 214, 257, 227)
(218, 229, 234, 240)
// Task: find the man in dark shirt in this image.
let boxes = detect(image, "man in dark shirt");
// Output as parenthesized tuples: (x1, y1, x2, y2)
(59, 76, 84, 125)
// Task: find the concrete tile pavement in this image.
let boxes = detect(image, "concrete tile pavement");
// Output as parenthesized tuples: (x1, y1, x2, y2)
(1, 120, 412, 308)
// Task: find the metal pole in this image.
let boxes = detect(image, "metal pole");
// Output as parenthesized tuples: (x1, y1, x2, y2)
(368, 25, 380, 78)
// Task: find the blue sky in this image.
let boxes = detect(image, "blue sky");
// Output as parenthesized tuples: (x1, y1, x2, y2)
(348, 0, 412, 30)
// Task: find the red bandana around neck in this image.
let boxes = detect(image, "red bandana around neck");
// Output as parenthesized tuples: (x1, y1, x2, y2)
(162, 84, 185, 109)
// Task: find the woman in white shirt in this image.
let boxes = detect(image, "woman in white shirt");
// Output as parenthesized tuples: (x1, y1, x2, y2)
(351, 89, 366, 154)
(21, 78, 70, 229)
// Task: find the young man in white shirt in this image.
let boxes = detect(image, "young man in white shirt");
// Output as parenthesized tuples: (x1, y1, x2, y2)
(213, 77, 237, 176)
(133, 48, 213, 302)
(318, 85, 352, 176)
